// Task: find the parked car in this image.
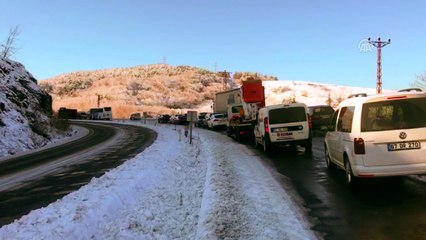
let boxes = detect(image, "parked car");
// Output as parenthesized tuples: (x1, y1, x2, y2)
(196, 112, 208, 127)
(307, 105, 334, 130)
(202, 113, 215, 128)
(77, 111, 88, 119)
(324, 88, 426, 187)
(130, 112, 141, 120)
(177, 114, 187, 125)
(206, 113, 227, 130)
(158, 114, 171, 123)
(254, 103, 312, 153)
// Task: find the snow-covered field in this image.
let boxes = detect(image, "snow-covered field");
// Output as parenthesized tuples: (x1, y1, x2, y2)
(262, 80, 386, 107)
(0, 120, 318, 240)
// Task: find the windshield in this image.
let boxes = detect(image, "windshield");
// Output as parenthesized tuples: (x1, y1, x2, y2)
(361, 97, 426, 131)
(231, 105, 243, 113)
(269, 107, 306, 124)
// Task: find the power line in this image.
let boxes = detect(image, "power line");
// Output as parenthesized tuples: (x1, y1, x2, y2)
(368, 37, 391, 94)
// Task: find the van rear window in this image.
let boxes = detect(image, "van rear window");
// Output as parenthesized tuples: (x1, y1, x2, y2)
(269, 107, 306, 124)
(361, 97, 426, 131)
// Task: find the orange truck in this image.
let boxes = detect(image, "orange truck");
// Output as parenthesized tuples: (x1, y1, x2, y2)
(214, 78, 265, 140)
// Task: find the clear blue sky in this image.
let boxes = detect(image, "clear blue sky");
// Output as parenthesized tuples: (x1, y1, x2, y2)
(1, 0, 425, 90)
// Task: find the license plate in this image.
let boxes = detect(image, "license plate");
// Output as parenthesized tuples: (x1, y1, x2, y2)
(277, 132, 292, 137)
(277, 132, 293, 140)
(387, 141, 421, 151)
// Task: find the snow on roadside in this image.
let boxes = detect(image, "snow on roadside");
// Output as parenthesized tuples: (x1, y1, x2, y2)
(195, 126, 316, 240)
(0, 121, 316, 239)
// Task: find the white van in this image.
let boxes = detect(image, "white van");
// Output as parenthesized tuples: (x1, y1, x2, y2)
(324, 88, 426, 186)
(254, 103, 312, 153)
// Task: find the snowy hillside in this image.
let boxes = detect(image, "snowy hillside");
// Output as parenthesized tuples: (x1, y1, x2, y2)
(0, 59, 66, 157)
(263, 80, 387, 108)
(193, 80, 387, 114)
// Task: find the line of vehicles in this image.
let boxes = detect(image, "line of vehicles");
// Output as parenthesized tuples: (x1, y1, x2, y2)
(57, 82, 426, 189)
(199, 78, 316, 153)
(58, 107, 112, 120)
(199, 81, 426, 188)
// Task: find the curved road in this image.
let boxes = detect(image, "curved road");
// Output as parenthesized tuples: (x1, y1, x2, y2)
(0, 121, 157, 227)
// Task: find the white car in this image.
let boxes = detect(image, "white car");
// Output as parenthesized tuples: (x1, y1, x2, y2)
(254, 103, 312, 153)
(207, 113, 227, 130)
(324, 88, 426, 186)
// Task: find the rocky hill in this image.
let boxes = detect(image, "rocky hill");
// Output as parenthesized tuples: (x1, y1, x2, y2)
(39, 64, 278, 118)
(0, 59, 62, 156)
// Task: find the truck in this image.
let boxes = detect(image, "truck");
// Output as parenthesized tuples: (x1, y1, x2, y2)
(213, 78, 265, 140)
(213, 88, 242, 114)
(58, 107, 78, 119)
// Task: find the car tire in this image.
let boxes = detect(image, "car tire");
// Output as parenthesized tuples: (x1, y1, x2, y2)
(263, 138, 268, 153)
(227, 127, 233, 137)
(234, 130, 240, 141)
(254, 136, 259, 148)
(325, 147, 336, 170)
(344, 158, 358, 188)
(263, 136, 272, 153)
(303, 140, 312, 154)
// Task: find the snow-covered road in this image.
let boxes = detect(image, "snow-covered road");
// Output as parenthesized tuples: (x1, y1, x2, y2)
(0, 120, 318, 239)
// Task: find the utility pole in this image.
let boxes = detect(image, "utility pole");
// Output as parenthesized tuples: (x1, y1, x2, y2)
(217, 70, 231, 90)
(97, 94, 101, 107)
(96, 93, 106, 107)
(368, 37, 391, 94)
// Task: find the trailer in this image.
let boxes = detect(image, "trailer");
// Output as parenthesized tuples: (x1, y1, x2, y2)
(213, 88, 242, 114)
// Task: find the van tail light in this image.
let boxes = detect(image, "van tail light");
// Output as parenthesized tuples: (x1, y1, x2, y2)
(307, 114, 312, 129)
(264, 117, 269, 133)
(354, 138, 365, 154)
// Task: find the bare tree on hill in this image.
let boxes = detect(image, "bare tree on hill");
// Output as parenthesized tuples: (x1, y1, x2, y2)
(1, 26, 20, 60)
(412, 72, 426, 90)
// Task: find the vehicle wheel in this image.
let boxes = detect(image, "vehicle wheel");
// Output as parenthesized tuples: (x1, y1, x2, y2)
(254, 136, 259, 148)
(235, 130, 240, 141)
(263, 136, 273, 153)
(227, 127, 233, 137)
(324, 147, 336, 170)
(344, 158, 358, 187)
(303, 140, 312, 154)
(263, 138, 268, 153)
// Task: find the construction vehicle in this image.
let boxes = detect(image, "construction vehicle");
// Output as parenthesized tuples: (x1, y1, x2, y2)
(213, 78, 265, 140)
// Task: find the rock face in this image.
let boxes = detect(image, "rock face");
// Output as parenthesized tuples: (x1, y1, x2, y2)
(0, 59, 54, 156)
